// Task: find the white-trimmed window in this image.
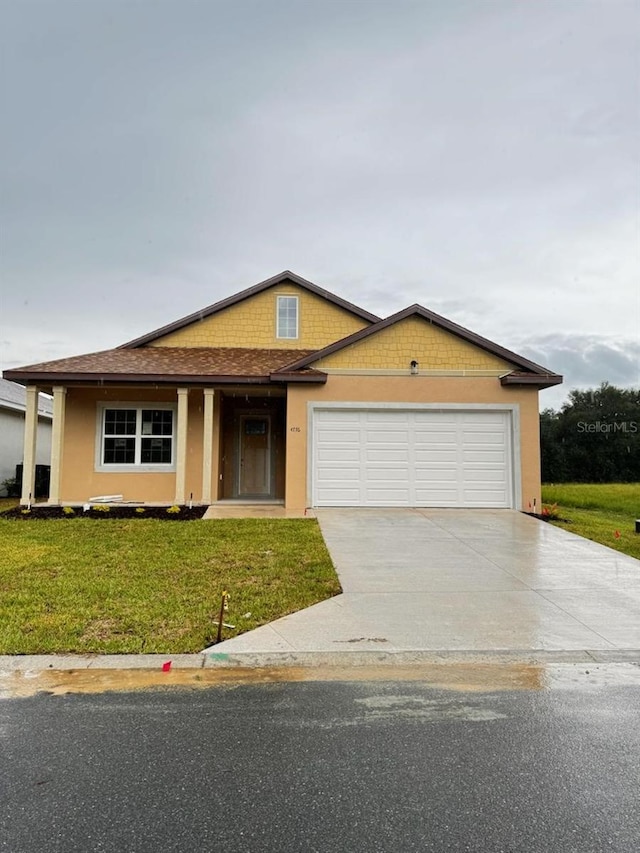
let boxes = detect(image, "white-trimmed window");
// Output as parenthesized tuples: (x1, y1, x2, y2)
(276, 295, 298, 339)
(97, 405, 175, 470)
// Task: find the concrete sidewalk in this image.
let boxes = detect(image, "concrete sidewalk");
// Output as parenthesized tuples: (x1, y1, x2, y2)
(2, 648, 640, 677)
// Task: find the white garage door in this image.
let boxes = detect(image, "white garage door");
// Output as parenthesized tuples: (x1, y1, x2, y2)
(312, 408, 512, 508)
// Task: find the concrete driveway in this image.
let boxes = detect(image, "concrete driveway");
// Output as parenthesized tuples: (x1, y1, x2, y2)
(210, 509, 640, 658)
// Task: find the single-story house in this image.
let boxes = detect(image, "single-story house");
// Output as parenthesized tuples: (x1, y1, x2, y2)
(3, 271, 561, 509)
(0, 378, 53, 496)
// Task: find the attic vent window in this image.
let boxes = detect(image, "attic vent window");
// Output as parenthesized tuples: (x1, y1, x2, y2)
(277, 295, 298, 339)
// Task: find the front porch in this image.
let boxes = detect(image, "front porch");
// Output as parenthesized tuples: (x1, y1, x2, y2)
(18, 385, 289, 508)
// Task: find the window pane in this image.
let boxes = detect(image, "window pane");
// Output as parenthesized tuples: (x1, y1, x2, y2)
(142, 409, 173, 436)
(245, 418, 267, 435)
(277, 296, 298, 338)
(102, 406, 174, 466)
(103, 437, 135, 464)
(141, 437, 172, 464)
(104, 409, 136, 435)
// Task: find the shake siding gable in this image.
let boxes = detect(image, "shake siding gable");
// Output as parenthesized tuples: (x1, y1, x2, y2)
(311, 316, 516, 372)
(148, 284, 369, 350)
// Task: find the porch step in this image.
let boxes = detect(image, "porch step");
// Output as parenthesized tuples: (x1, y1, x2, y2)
(202, 505, 313, 519)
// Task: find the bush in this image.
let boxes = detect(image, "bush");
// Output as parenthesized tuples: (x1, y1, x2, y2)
(1, 477, 20, 498)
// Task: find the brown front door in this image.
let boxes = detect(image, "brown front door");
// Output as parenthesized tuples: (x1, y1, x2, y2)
(238, 415, 271, 497)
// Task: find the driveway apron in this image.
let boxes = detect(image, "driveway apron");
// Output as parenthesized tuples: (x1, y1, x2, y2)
(210, 509, 640, 655)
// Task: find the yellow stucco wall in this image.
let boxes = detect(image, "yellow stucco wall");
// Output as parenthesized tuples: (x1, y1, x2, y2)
(312, 316, 515, 371)
(284, 376, 541, 512)
(149, 283, 369, 350)
(59, 387, 214, 503)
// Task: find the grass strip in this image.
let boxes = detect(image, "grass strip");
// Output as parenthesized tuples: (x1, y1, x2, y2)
(542, 483, 640, 560)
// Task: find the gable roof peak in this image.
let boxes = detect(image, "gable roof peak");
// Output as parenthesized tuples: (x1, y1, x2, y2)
(276, 300, 562, 381)
(119, 270, 380, 349)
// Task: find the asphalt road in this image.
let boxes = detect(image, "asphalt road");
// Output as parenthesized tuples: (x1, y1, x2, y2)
(1, 666, 639, 852)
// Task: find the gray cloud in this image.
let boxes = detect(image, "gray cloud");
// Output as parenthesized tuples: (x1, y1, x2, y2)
(1, 0, 638, 408)
(515, 333, 640, 410)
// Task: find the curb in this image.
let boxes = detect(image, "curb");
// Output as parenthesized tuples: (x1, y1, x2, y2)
(1, 649, 639, 673)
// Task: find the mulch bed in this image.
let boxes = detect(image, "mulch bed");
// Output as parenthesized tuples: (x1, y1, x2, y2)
(0, 505, 208, 521)
(522, 511, 570, 523)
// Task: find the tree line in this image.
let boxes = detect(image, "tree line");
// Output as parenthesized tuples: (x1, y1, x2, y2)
(540, 383, 640, 483)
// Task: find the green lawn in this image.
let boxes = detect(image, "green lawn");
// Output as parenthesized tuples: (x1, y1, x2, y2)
(0, 517, 341, 654)
(541, 483, 640, 560)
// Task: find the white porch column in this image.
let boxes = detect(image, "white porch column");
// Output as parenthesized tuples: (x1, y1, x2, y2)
(48, 386, 67, 505)
(20, 385, 38, 505)
(201, 388, 215, 504)
(174, 387, 189, 505)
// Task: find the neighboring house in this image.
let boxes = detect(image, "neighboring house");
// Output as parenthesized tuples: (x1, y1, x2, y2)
(0, 378, 53, 496)
(3, 271, 561, 509)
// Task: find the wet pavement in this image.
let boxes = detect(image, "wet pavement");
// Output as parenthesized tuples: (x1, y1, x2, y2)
(1, 659, 639, 699)
(206, 509, 640, 657)
(1, 663, 639, 853)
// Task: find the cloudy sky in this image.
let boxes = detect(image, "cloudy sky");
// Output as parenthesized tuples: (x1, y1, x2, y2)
(1, 0, 638, 410)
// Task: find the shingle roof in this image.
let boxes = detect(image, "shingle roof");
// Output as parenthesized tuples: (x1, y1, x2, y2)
(0, 378, 54, 415)
(2, 273, 562, 391)
(3, 348, 325, 386)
